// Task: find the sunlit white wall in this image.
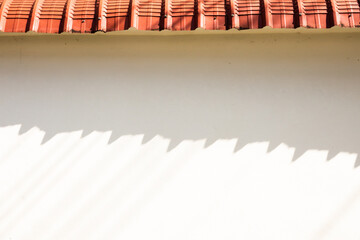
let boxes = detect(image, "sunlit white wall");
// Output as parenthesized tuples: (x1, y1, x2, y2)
(0, 125, 359, 240)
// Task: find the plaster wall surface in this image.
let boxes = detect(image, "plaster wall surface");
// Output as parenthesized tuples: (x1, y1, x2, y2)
(1, 30, 360, 240)
(1, 30, 359, 161)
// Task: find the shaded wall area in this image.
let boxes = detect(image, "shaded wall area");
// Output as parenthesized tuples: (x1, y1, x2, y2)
(0, 30, 360, 163)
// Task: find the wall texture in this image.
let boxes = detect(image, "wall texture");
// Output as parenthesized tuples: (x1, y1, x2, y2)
(1, 29, 360, 239)
(1, 29, 360, 161)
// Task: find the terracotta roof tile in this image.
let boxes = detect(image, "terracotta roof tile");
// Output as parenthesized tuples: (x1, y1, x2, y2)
(0, 0, 359, 32)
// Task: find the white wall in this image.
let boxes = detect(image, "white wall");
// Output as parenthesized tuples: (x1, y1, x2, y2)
(1, 30, 360, 240)
(0, 30, 360, 162)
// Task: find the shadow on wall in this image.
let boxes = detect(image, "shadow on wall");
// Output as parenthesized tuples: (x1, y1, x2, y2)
(0, 33, 359, 165)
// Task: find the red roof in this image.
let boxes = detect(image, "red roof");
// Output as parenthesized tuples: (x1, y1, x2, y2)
(0, 0, 359, 33)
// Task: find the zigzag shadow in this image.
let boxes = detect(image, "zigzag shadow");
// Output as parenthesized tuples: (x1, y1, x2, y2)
(1, 125, 358, 168)
(1, 33, 360, 167)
